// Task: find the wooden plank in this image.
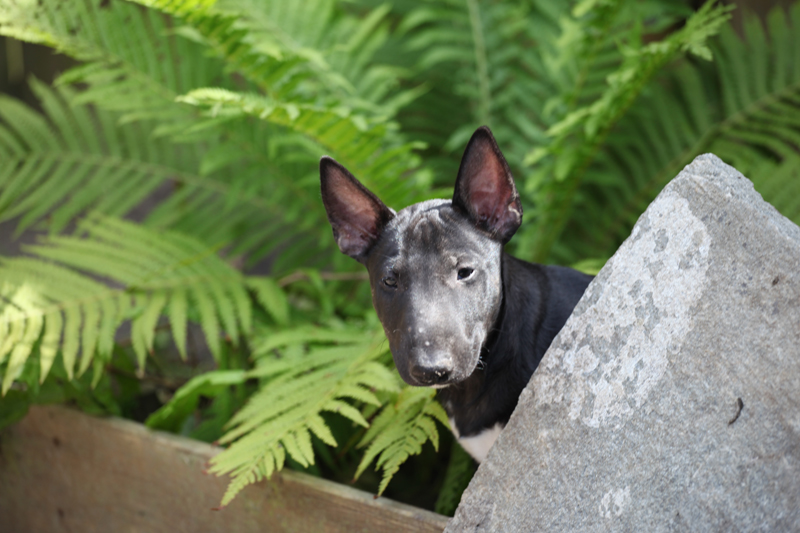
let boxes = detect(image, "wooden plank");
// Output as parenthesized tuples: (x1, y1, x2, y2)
(0, 405, 449, 533)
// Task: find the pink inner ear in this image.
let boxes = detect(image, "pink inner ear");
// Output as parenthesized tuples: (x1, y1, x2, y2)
(453, 127, 522, 242)
(321, 158, 393, 259)
(336, 180, 380, 237)
(468, 157, 511, 222)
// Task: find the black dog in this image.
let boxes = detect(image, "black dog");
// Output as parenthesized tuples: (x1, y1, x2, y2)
(320, 126, 592, 461)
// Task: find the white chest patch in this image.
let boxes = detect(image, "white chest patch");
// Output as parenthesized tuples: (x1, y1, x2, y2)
(448, 418, 504, 463)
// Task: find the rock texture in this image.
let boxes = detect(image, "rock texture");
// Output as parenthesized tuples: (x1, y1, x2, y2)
(447, 154, 800, 532)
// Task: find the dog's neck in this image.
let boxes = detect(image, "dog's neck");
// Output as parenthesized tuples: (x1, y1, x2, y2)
(437, 253, 550, 437)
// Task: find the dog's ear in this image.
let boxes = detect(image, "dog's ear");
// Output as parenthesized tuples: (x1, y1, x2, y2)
(452, 126, 522, 243)
(320, 157, 394, 263)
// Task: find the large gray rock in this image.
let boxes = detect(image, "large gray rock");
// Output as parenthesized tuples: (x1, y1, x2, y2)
(448, 154, 800, 532)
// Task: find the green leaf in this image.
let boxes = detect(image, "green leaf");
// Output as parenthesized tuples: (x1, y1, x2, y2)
(0, 214, 254, 390)
(247, 277, 289, 326)
(146, 370, 247, 432)
(353, 386, 445, 496)
(207, 328, 396, 506)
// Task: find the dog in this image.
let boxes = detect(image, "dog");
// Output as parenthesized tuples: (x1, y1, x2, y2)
(320, 126, 592, 462)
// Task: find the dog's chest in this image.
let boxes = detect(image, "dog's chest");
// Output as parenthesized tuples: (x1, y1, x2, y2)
(448, 418, 504, 463)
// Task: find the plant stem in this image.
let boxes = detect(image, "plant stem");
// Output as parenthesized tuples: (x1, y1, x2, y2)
(466, 0, 491, 126)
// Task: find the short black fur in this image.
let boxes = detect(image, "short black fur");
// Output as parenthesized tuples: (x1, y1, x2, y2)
(438, 255, 591, 436)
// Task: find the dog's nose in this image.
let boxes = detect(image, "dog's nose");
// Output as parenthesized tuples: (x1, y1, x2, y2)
(409, 364, 451, 386)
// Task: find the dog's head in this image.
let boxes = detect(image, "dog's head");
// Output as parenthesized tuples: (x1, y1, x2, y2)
(320, 126, 522, 387)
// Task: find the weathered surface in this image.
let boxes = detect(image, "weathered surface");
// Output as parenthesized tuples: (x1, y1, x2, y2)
(0, 405, 449, 533)
(448, 154, 800, 532)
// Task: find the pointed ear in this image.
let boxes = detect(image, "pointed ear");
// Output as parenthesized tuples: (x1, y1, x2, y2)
(452, 126, 522, 243)
(320, 157, 394, 263)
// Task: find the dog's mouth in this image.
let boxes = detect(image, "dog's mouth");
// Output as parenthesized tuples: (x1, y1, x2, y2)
(406, 376, 460, 389)
(413, 367, 476, 388)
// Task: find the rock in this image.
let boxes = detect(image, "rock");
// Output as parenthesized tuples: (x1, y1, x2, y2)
(447, 154, 800, 532)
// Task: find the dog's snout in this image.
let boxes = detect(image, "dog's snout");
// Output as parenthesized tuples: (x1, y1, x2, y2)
(409, 364, 451, 386)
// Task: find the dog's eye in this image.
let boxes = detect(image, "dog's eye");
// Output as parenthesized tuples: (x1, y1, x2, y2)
(383, 276, 398, 288)
(457, 267, 474, 280)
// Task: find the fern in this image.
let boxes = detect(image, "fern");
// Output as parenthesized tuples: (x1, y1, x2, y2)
(354, 385, 449, 496)
(395, 1, 691, 182)
(0, 0, 425, 268)
(177, 88, 426, 202)
(516, 0, 732, 262)
(0, 7, 295, 262)
(0, 0, 225, 122)
(169, 86, 426, 268)
(0, 79, 259, 235)
(1, 3, 446, 504)
(205, 325, 399, 507)
(555, 2, 800, 262)
(435, 440, 477, 516)
(0, 214, 257, 392)
(397, 0, 561, 177)
(128, 0, 411, 118)
(123, 0, 432, 220)
(145, 369, 247, 433)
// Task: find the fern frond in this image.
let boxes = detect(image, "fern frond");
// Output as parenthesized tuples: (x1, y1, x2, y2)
(176, 88, 426, 204)
(396, 0, 691, 188)
(0, 256, 123, 391)
(434, 440, 477, 516)
(398, 0, 561, 176)
(145, 369, 247, 432)
(0, 0, 224, 122)
(0, 283, 48, 393)
(1, 0, 308, 263)
(516, 0, 732, 262)
(556, 3, 800, 262)
(0, 78, 323, 265)
(2, 0, 431, 269)
(0, 79, 200, 232)
(746, 155, 800, 223)
(127, 0, 335, 98)
(246, 278, 289, 326)
(354, 385, 448, 496)
(0, 215, 257, 391)
(129, 0, 413, 119)
(207, 326, 399, 507)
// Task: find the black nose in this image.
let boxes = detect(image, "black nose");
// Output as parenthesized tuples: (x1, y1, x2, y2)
(409, 365, 451, 386)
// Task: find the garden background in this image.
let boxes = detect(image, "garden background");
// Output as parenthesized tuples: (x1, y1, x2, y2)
(1, 0, 799, 513)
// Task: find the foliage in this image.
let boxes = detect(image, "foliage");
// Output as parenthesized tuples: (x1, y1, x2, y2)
(354, 385, 448, 495)
(435, 440, 477, 516)
(2, 0, 800, 511)
(518, 1, 733, 261)
(0, 215, 255, 391)
(209, 326, 400, 507)
(551, 3, 800, 260)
